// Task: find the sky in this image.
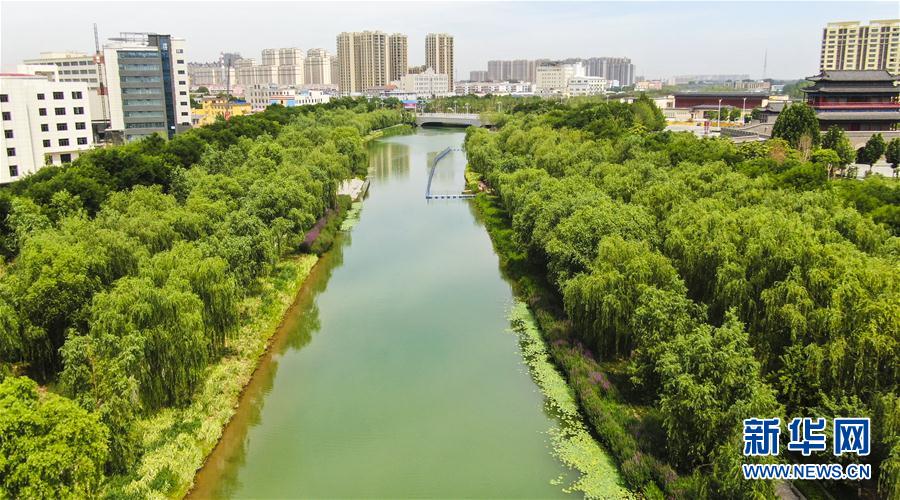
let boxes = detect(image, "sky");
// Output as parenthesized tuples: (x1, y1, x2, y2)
(1, 1, 897, 80)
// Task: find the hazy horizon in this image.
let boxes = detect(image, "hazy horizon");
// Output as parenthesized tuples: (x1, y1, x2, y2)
(2, 1, 897, 81)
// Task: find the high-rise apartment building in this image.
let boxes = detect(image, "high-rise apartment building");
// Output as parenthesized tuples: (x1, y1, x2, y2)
(262, 47, 304, 66)
(425, 33, 454, 91)
(235, 48, 305, 87)
(469, 70, 488, 81)
(820, 20, 900, 74)
(336, 31, 394, 94)
(487, 60, 507, 81)
(1, 74, 95, 183)
(103, 33, 191, 142)
(584, 57, 635, 86)
(510, 59, 533, 81)
(187, 62, 235, 87)
(305, 48, 334, 85)
(388, 34, 408, 82)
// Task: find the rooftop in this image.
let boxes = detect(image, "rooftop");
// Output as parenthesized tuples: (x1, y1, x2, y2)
(815, 111, 900, 121)
(807, 70, 899, 82)
(674, 91, 769, 97)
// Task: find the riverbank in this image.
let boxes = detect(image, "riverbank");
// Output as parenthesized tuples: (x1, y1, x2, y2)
(110, 253, 318, 498)
(108, 193, 362, 498)
(472, 191, 679, 498)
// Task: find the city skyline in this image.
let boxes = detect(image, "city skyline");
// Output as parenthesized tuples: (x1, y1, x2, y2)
(2, 1, 896, 80)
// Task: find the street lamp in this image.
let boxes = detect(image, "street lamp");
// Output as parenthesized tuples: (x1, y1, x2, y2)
(717, 98, 722, 129)
(741, 97, 747, 124)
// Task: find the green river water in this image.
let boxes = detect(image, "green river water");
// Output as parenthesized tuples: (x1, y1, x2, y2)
(189, 128, 625, 499)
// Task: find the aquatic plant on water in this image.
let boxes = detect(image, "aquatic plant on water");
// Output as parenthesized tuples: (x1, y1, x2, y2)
(508, 301, 630, 499)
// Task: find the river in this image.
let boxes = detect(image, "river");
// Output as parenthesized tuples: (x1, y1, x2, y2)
(190, 128, 621, 498)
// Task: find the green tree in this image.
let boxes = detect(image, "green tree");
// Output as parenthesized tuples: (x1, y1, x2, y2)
(857, 133, 887, 173)
(821, 125, 856, 174)
(0, 376, 109, 498)
(885, 137, 900, 178)
(656, 312, 781, 469)
(811, 148, 842, 179)
(771, 102, 820, 152)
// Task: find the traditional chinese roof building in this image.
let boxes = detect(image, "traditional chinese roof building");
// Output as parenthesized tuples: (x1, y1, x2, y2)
(803, 70, 900, 131)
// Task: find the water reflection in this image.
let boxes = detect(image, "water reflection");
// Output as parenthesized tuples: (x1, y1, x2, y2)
(189, 234, 350, 499)
(369, 141, 409, 180)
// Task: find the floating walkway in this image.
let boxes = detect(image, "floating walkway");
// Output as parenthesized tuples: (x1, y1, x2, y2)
(425, 147, 472, 200)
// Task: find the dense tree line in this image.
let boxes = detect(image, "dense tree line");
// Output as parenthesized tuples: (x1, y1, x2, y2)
(465, 100, 898, 498)
(0, 99, 412, 495)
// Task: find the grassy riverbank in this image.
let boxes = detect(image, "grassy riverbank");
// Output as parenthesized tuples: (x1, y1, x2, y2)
(474, 192, 677, 498)
(110, 253, 318, 498)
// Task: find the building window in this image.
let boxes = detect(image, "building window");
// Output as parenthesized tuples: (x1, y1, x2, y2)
(177, 59, 184, 64)
(6, 148, 15, 157)
(8, 165, 18, 177)
(61, 153, 72, 163)
(74, 107, 85, 115)
(40, 124, 49, 132)
(77, 137, 88, 145)
(179, 91, 187, 95)
(56, 123, 68, 131)
(54, 107, 66, 115)
(3, 130, 12, 139)
(39, 108, 47, 116)
(176, 48, 183, 54)
(0, 94, 7, 102)
(177, 70, 185, 75)
(178, 81, 186, 85)
(37, 93, 45, 100)
(43, 139, 51, 147)
(53, 91, 64, 99)
(58, 138, 70, 146)
(72, 91, 83, 99)
(75, 122, 86, 130)
(1, 111, 11, 121)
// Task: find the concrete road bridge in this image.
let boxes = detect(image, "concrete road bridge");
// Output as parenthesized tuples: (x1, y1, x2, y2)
(415, 113, 485, 127)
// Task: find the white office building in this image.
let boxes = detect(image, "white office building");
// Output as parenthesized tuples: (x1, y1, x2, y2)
(1, 74, 95, 183)
(393, 68, 451, 97)
(566, 76, 609, 96)
(245, 85, 331, 111)
(535, 62, 585, 94)
(21, 52, 110, 137)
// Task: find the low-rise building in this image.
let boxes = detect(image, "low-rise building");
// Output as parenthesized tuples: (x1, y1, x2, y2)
(393, 68, 451, 97)
(190, 96, 251, 127)
(1, 74, 95, 183)
(245, 85, 331, 111)
(635, 80, 664, 91)
(21, 51, 110, 138)
(803, 69, 900, 131)
(566, 76, 609, 96)
(673, 92, 769, 111)
(455, 81, 535, 96)
(535, 62, 584, 94)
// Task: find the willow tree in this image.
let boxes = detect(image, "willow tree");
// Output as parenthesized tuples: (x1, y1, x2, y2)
(0, 376, 109, 498)
(563, 236, 685, 357)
